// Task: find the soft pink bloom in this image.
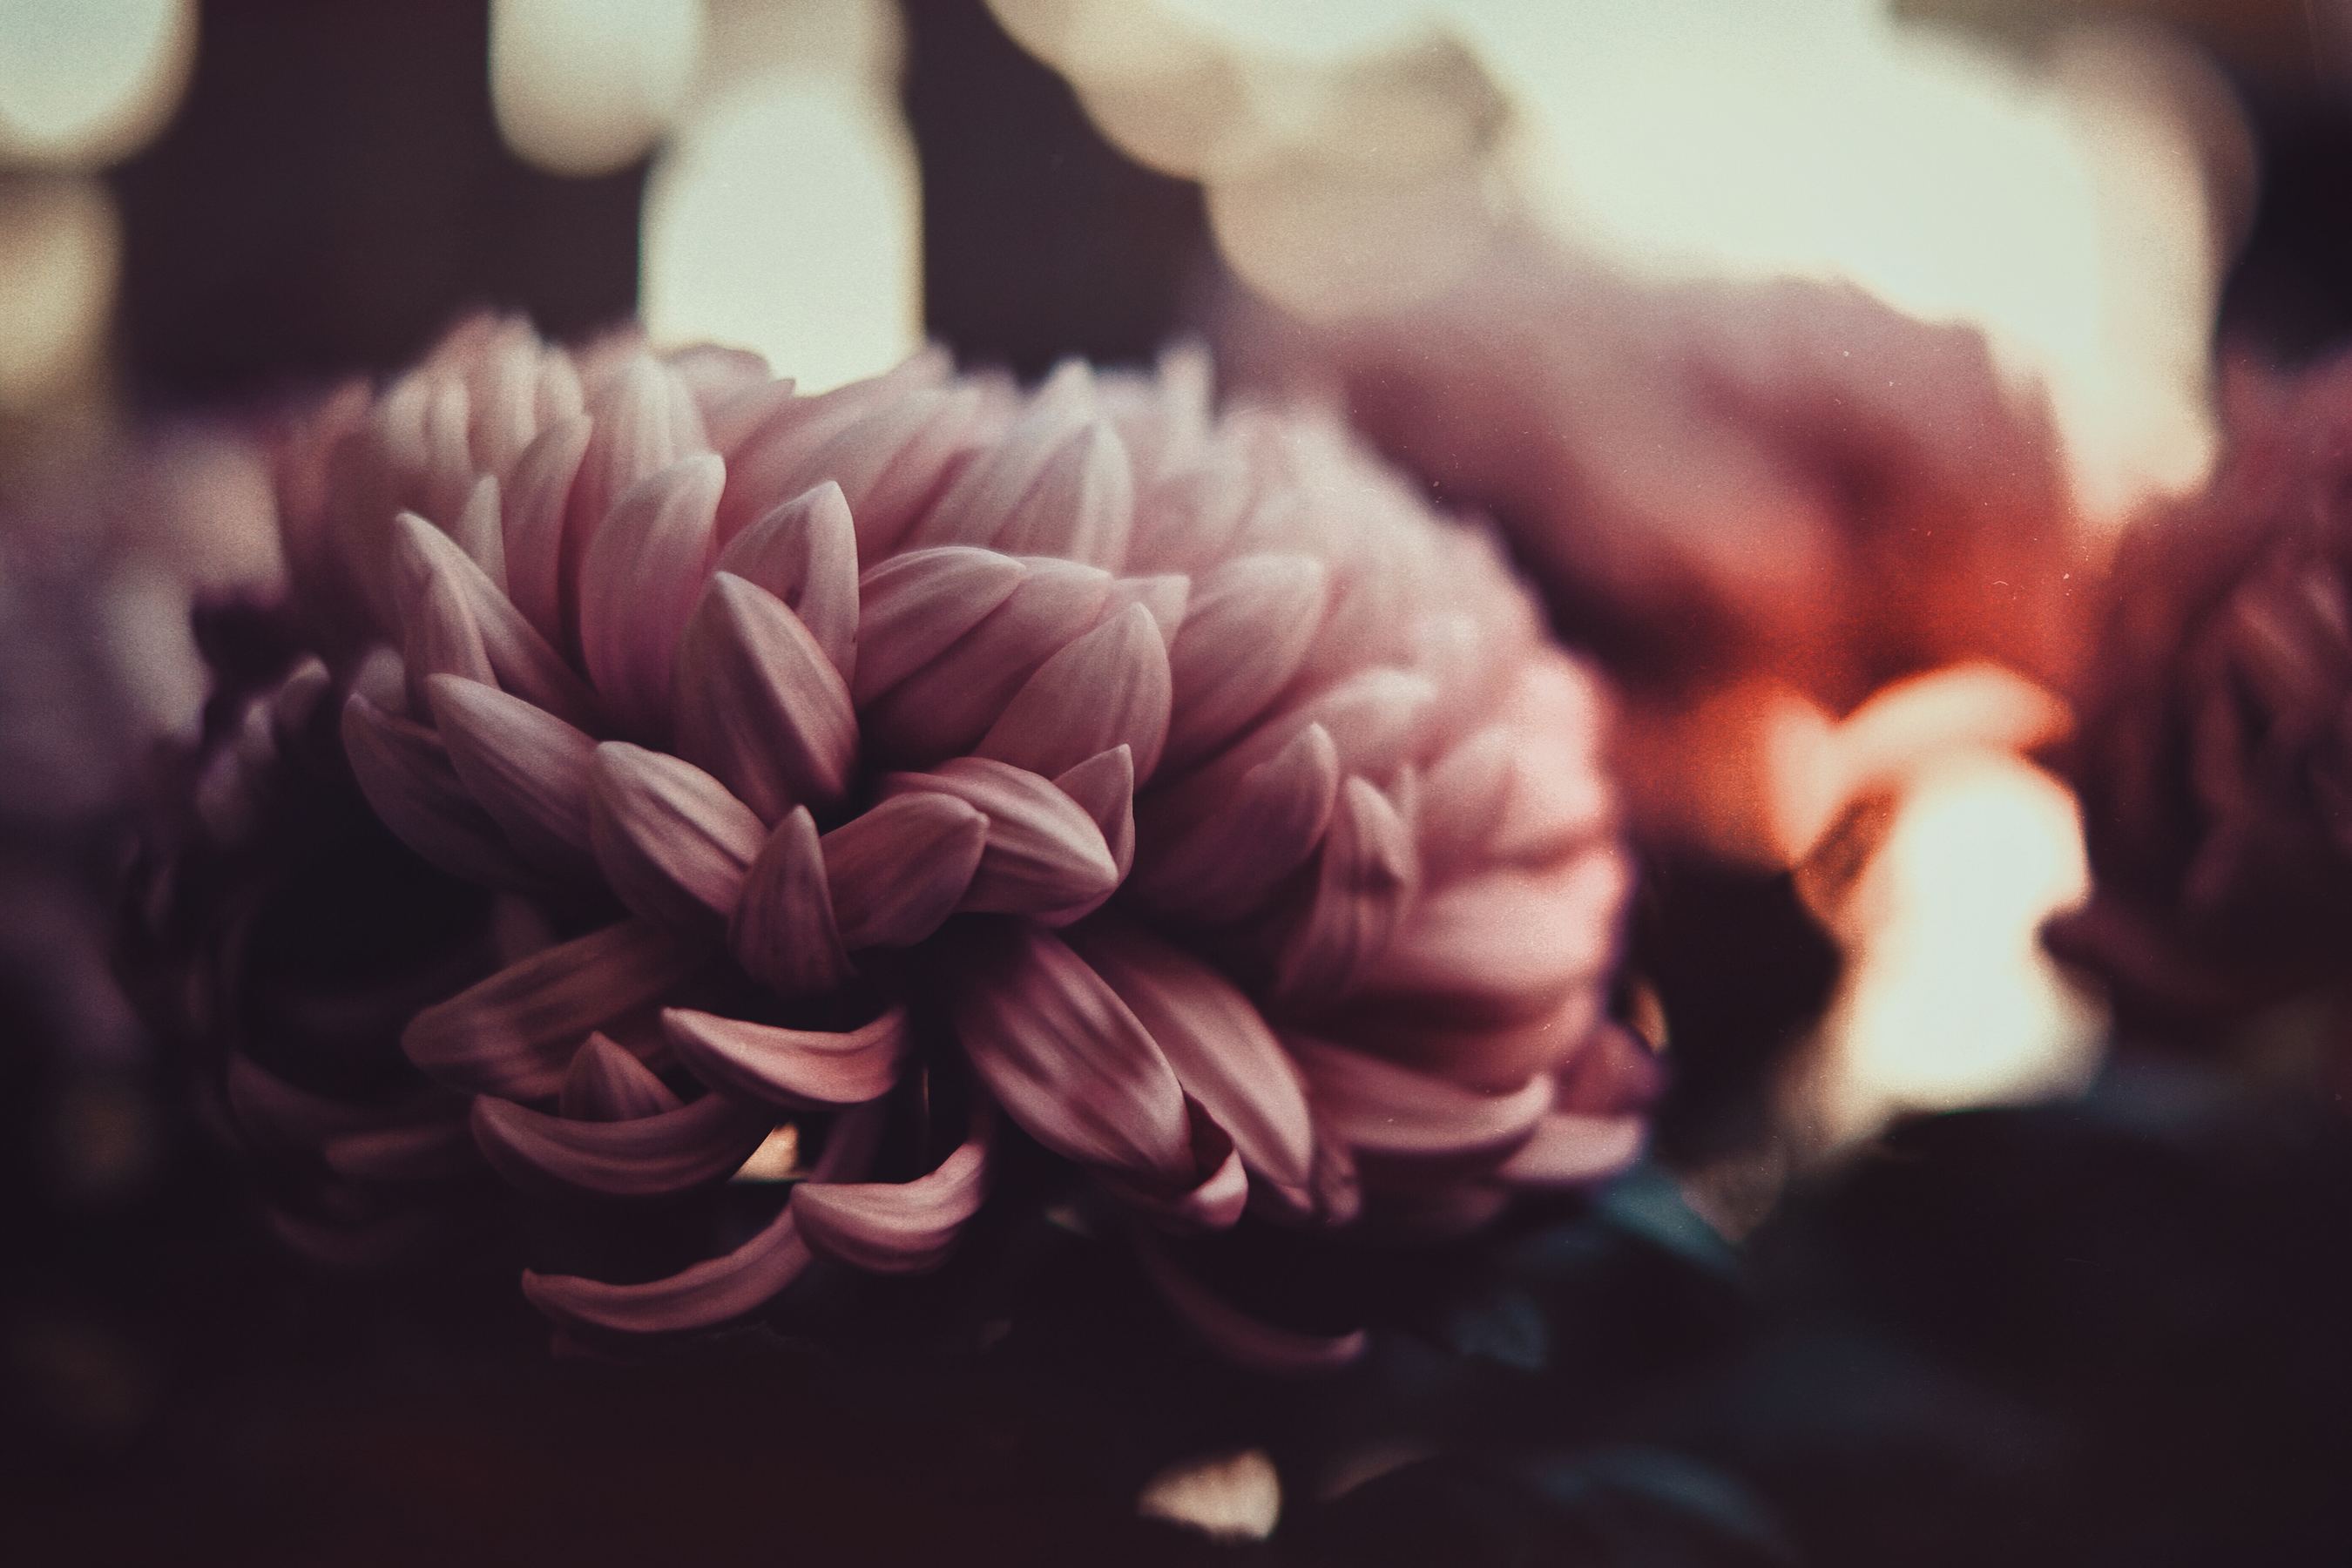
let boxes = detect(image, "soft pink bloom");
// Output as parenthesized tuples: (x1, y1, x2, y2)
(161, 318, 1639, 1363)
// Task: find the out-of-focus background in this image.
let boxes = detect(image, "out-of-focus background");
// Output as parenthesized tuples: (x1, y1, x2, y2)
(9, 2, 2352, 1564)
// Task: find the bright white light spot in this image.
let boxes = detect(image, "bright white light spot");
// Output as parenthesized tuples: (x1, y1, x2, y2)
(0, 177, 118, 408)
(1137, 1449, 1282, 1542)
(1817, 754, 2102, 1139)
(1154, 0, 1434, 64)
(0, 0, 194, 166)
(490, 0, 706, 177)
(642, 78, 921, 392)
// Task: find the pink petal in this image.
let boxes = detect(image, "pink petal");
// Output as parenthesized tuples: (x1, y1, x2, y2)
(1164, 554, 1329, 769)
(391, 510, 603, 729)
(1133, 1240, 1367, 1375)
(577, 453, 724, 738)
(1271, 775, 1419, 1006)
(791, 1115, 991, 1273)
(662, 1006, 909, 1108)
(1493, 1112, 1646, 1188)
(1289, 1036, 1551, 1169)
(909, 363, 1095, 552)
(1416, 725, 1517, 875)
(862, 558, 1113, 762)
(821, 792, 988, 949)
(727, 806, 851, 997)
(447, 472, 509, 589)
(1104, 571, 1190, 645)
(1067, 923, 1314, 1196)
(1553, 1019, 1666, 1117)
(559, 1031, 684, 1121)
(1132, 721, 1339, 924)
(501, 414, 591, 647)
(1366, 846, 1629, 1022)
(1100, 1101, 1247, 1233)
(887, 757, 1119, 924)
(977, 601, 1173, 781)
(672, 573, 857, 821)
(472, 1092, 768, 1198)
(401, 556, 496, 712)
(850, 545, 1026, 706)
(588, 741, 763, 932)
(523, 1205, 814, 1335)
(341, 691, 539, 889)
(428, 675, 597, 877)
(1052, 746, 1137, 890)
(403, 921, 706, 1099)
(790, 385, 994, 561)
(951, 923, 1193, 1186)
(995, 421, 1133, 567)
(712, 480, 860, 683)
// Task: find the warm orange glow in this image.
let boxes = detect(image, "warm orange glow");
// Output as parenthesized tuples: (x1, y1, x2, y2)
(1810, 753, 2101, 1140)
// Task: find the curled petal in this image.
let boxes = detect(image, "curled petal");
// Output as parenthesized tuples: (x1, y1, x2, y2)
(589, 741, 763, 932)
(672, 573, 857, 821)
(727, 807, 851, 997)
(951, 923, 1192, 1186)
(1289, 1037, 1551, 1169)
(791, 1115, 991, 1273)
(449, 473, 508, 590)
(1102, 1102, 1247, 1233)
(1105, 571, 1189, 645)
(1165, 554, 1330, 769)
(977, 601, 1173, 781)
(428, 675, 596, 876)
(578, 454, 724, 737)
(401, 555, 494, 711)
(502, 414, 591, 646)
(342, 692, 539, 889)
(560, 1032, 683, 1121)
(1134, 721, 1339, 923)
(523, 1205, 814, 1335)
(662, 1006, 908, 1109)
(1494, 1112, 1646, 1188)
(1052, 746, 1136, 891)
(888, 757, 1119, 923)
(864, 558, 1113, 762)
(821, 792, 988, 949)
(995, 421, 1134, 567)
(403, 921, 706, 1099)
(1272, 775, 1418, 1006)
(472, 1092, 768, 1198)
(792, 386, 991, 562)
(912, 365, 1095, 551)
(1134, 1241, 1367, 1376)
(390, 512, 602, 728)
(1069, 923, 1313, 1198)
(1367, 847, 1629, 1021)
(713, 480, 860, 683)
(852, 546, 1025, 706)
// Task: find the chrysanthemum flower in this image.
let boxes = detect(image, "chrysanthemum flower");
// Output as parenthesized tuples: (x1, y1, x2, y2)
(2051, 358, 2352, 1035)
(159, 319, 1641, 1364)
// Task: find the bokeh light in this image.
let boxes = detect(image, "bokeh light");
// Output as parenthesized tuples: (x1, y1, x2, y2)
(0, 176, 118, 410)
(641, 0, 921, 390)
(489, 0, 706, 178)
(0, 0, 195, 168)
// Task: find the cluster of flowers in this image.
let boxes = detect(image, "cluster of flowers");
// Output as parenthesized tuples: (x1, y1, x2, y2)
(135, 321, 1649, 1363)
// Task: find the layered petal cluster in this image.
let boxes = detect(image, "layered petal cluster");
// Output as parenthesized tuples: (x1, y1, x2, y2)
(198, 318, 1639, 1360)
(2051, 359, 2352, 1034)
